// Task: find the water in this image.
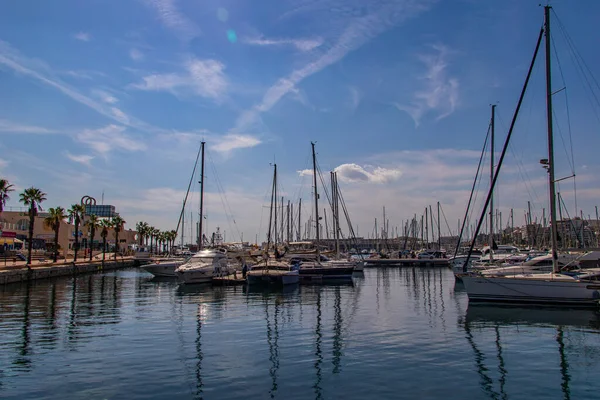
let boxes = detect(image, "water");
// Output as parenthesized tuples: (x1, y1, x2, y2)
(1, 267, 600, 400)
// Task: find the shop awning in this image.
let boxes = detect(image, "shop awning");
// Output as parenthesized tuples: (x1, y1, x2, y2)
(0, 238, 23, 245)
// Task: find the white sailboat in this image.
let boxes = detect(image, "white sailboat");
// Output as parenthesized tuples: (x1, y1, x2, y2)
(247, 163, 300, 286)
(462, 6, 600, 307)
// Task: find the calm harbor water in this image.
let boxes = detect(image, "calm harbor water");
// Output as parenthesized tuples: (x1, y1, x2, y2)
(1, 267, 600, 399)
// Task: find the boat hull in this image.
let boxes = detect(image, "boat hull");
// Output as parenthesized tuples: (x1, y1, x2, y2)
(176, 269, 214, 284)
(299, 266, 354, 282)
(141, 261, 182, 277)
(247, 271, 299, 285)
(462, 275, 600, 306)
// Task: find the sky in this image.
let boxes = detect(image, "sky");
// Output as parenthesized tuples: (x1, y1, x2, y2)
(1, 0, 600, 245)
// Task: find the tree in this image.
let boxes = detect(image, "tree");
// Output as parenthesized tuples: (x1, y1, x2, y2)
(68, 204, 86, 262)
(44, 207, 66, 262)
(100, 219, 112, 264)
(169, 230, 178, 254)
(136, 221, 149, 247)
(0, 178, 15, 217)
(148, 226, 156, 254)
(111, 215, 125, 261)
(85, 214, 100, 261)
(19, 187, 47, 267)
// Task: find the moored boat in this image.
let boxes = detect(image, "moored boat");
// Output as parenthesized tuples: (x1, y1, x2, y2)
(175, 248, 234, 284)
(142, 258, 186, 277)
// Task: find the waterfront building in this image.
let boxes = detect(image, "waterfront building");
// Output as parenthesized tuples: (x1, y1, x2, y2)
(0, 209, 138, 258)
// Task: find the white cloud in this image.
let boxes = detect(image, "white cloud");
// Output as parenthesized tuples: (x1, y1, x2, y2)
(92, 89, 118, 104)
(131, 58, 228, 101)
(76, 125, 147, 156)
(65, 151, 95, 167)
(395, 44, 459, 126)
(231, 0, 435, 133)
(0, 119, 56, 134)
(74, 32, 91, 42)
(212, 134, 262, 154)
(129, 48, 144, 61)
(299, 164, 402, 184)
(143, 0, 200, 41)
(334, 163, 402, 184)
(243, 36, 324, 52)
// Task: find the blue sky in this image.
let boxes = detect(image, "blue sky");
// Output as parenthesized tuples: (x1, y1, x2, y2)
(1, 0, 600, 244)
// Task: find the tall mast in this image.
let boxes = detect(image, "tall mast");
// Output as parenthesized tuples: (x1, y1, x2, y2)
(198, 141, 205, 249)
(266, 164, 276, 252)
(544, 5, 559, 272)
(298, 198, 301, 241)
(437, 201, 441, 250)
(490, 105, 496, 262)
(311, 142, 321, 260)
(287, 200, 291, 243)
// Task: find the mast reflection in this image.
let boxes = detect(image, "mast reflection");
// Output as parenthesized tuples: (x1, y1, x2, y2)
(195, 304, 204, 400)
(332, 286, 343, 374)
(463, 318, 500, 399)
(313, 290, 323, 400)
(556, 327, 571, 400)
(265, 297, 280, 398)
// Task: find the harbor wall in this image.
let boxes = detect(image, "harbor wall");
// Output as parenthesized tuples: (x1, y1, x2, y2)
(0, 259, 140, 285)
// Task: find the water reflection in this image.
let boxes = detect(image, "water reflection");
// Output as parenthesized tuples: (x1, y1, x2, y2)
(332, 286, 343, 374)
(313, 289, 323, 400)
(195, 304, 204, 400)
(14, 282, 31, 372)
(557, 327, 571, 400)
(463, 306, 600, 400)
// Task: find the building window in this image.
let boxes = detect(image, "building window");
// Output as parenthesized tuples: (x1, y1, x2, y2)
(16, 219, 29, 231)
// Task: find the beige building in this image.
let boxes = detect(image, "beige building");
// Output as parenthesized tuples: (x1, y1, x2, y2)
(0, 210, 138, 258)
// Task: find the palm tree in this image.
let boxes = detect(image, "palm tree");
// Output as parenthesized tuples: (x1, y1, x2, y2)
(0, 178, 15, 217)
(136, 221, 149, 247)
(86, 214, 100, 261)
(100, 219, 112, 264)
(43, 207, 66, 262)
(111, 215, 125, 261)
(19, 187, 47, 266)
(169, 230, 178, 254)
(148, 226, 156, 254)
(68, 204, 86, 262)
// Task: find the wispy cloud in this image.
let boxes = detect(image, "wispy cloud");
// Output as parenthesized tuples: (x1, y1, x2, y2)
(131, 58, 228, 101)
(212, 134, 262, 154)
(65, 151, 95, 167)
(143, 0, 200, 40)
(161, 130, 261, 155)
(129, 48, 144, 61)
(73, 32, 91, 42)
(76, 124, 147, 157)
(92, 89, 118, 104)
(0, 119, 56, 134)
(394, 44, 459, 127)
(348, 86, 360, 110)
(0, 40, 160, 133)
(243, 36, 324, 52)
(231, 0, 435, 133)
(0, 157, 8, 170)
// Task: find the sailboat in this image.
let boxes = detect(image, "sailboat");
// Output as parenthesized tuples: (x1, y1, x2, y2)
(175, 142, 236, 284)
(462, 6, 600, 306)
(297, 142, 355, 283)
(142, 142, 206, 277)
(247, 163, 300, 286)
